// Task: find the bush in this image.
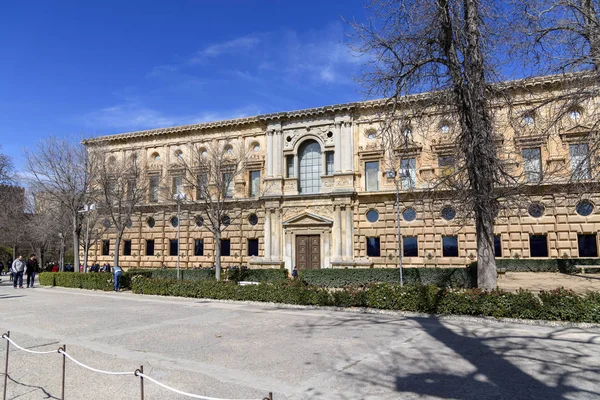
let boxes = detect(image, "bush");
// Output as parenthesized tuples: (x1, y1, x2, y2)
(300, 267, 477, 288)
(39, 272, 126, 291)
(468, 258, 600, 274)
(228, 268, 288, 282)
(38, 272, 54, 286)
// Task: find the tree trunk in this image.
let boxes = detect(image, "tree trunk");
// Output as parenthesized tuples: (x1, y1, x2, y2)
(215, 230, 221, 281)
(72, 213, 81, 272)
(476, 215, 497, 289)
(113, 233, 122, 269)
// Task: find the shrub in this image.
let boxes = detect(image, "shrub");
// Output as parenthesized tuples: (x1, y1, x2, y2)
(300, 267, 477, 288)
(38, 272, 54, 286)
(39, 272, 126, 291)
(468, 258, 600, 274)
(228, 268, 288, 282)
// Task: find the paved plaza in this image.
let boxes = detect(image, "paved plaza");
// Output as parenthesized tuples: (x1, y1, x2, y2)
(1, 280, 600, 399)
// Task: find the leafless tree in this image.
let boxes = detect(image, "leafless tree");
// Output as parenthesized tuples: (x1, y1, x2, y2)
(0, 146, 14, 185)
(350, 0, 514, 289)
(25, 137, 93, 271)
(174, 141, 261, 281)
(92, 147, 148, 269)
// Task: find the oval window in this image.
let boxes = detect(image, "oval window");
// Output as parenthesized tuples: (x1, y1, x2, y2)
(171, 216, 179, 228)
(248, 214, 258, 226)
(103, 219, 111, 228)
(440, 124, 450, 133)
(576, 200, 594, 216)
(222, 215, 231, 226)
(569, 108, 582, 121)
(528, 202, 545, 218)
(147, 217, 156, 228)
(366, 130, 376, 139)
(523, 114, 535, 126)
(402, 208, 417, 222)
(441, 206, 456, 221)
(366, 209, 379, 223)
(195, 216, 204, 227)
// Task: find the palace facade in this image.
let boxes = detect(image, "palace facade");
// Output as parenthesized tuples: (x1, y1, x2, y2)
(84, 74, 600, 272)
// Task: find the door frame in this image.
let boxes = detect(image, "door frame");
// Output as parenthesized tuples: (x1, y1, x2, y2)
(295, 234, 321, 270)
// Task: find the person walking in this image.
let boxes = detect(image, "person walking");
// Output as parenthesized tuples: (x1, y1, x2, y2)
(11, 255, 26, 289)
(25, 254, 38, 288)
(113, 264, 123, 292)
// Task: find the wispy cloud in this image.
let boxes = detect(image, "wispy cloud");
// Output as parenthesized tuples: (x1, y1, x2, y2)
(190, 35, 262, 64)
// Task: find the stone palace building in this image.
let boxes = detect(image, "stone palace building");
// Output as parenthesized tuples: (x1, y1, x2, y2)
(84, 74, 600, 272)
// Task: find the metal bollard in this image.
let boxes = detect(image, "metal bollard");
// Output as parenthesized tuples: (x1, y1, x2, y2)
(3, 332, 9, 400)
(60, 345, 66, 400)
(137, 365, 144, 400)
(263, 392, 273, 400)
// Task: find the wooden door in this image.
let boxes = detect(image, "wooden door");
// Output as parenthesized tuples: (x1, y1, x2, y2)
(296, 235, 321, 270)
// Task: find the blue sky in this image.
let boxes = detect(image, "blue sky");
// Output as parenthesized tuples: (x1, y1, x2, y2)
(1, 1, 370, 172)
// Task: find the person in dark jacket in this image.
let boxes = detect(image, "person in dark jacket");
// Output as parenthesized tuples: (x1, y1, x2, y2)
(25, 254, 38, 288)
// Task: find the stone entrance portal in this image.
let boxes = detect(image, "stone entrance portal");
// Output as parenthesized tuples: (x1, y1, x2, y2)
(296, 235, 321, 270)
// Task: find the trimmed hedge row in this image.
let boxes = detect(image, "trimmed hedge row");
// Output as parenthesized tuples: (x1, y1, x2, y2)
(126, 268, 287, 282)
(300, 267, 477, 288)
(129, 278, 600, 323)
(468, 258, 600, 273)
(40, 272, 123, 291)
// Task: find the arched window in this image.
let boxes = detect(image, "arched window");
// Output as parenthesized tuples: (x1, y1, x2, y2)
(298, 140, 322, 194)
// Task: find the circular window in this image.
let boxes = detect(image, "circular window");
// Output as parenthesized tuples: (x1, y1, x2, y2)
(225, 145, 233, 155)
(174, 150, 183, 159)
(171, 216, 179, 228)
(147, 217, 156, 228)
(151, 152, 160, 161)
(103, 219, 111, 228)
(195, 216, 204, 227)
(576, 200, 594, 216)
(528, 202, 545, 218)
(222, 215, 231, 226)
(327, 131, 333, 138)
(523, 114, 535, 126)
(108, 156, 116, 163)
(569, 108, 582, 121)
(286, 136, 292, 143)
(199, 148, 208, 158)
(252, 143, 260, 152)
(366, 209, 379, 223)
(402, 207, 417, 222)
(403, 128, 412, 138)
(124, 219, 132, 229)
(366, 130, 376, 140)
(441, 206, 456, 221)
(248, 214, 258, 225)
(440, 124, 450, 133)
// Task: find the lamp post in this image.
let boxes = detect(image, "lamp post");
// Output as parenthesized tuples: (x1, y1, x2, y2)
(78, 203, 96, 273)
(386, 169, 403, 286)
(173, 193, 186, 280)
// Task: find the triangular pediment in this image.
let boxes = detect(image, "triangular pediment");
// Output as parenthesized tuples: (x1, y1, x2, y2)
(283, 212, 333, 227)
(563, 124, 593, 135)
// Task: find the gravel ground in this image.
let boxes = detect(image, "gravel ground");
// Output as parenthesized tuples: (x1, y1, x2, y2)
(1, 279, 600, 400)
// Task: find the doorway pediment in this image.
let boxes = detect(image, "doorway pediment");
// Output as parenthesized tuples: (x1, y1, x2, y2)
(283, 212, 333, 227)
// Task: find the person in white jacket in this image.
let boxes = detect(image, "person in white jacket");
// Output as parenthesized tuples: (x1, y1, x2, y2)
(11, 255, 26, 289)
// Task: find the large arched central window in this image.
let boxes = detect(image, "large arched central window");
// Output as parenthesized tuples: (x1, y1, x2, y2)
(298, 140, 322, 194)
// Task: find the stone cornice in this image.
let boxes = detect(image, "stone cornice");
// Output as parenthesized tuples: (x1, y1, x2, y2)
(83, 72, 597, 146)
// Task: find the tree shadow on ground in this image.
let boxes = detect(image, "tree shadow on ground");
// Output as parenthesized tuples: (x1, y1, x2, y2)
(5, 374, 59, 399)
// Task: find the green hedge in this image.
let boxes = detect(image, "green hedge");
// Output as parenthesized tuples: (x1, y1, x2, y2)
(129, 277, 600, 323)
(300, 267, 477, 288)
(228, 268, 288, 282)
(126, 268, 287, 283)
(127, 269, 215, 281)
(39, 272, 123, 291)
(469, 258, 600, 273)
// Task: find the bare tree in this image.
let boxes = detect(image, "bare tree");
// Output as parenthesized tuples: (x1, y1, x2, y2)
(92, 148, 147, 269)
(25, 137, 93, 271)
(0, 146, 14, 185)
(174, 141, 260, 281)
(349, 0, 512, 289)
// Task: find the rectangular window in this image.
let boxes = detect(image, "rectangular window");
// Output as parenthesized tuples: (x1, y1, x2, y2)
(403, 236, 418, 257)
(569, 143, 591, 180)
(442, 236, 459, 257)
(529, 235, 548, 257)
(249, 170, 260, 197)
(325, 152, 334, 176)
(102, 240, 110, 256)
(438, 155, 455, 176)
(494, 235, 502, 258)
(400, 158, 417, 189)
(223, 172, 233, 198)
(196, 171, 208, 200)
(149, 175, 159, 203)
(194, 239, 204, 256)
(221, 239, 231, 257)
(172, 176, 183, 196)
(247, 238, 259, 256)
(169, 239, 178, 256)
(123, 240, 132, 256)
(578, 234, 598, 257)
(523, 148, 542, 183)
(146, 239, 155, 256)
(365, 161, 379, 191)
(126, 179, 135, 200)
(286, 155, 295, 178)
(366, 237, 381, 257)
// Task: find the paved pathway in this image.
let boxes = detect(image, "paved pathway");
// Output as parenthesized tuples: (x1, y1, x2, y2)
(1, 280, 600, 399)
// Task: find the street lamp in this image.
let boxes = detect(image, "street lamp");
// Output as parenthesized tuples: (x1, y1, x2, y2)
(78, 203, 96, 273)
(386, 169, 404, 286)
(173, 193, 187, 280)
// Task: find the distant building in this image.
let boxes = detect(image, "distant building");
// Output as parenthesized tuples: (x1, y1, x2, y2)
(83, 74, 600, 272)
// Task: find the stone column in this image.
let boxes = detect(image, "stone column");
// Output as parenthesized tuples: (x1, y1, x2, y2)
(334, 123, 342, 173)
(274, 130, 283, 177)
(273, 209, 281, 259)
(347, 121, 354, 171)
(264, 210, 272, 259)
(266, 131, 274, 178)
(335, 205, 342, 259)
(341, 122, 353, 172)
(345, 206, 353, 259)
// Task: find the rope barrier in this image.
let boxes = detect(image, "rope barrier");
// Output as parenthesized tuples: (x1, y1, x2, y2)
(1, 333, 271, 400)
(1, 334, 56, 355)
(57, 348, 135, 376)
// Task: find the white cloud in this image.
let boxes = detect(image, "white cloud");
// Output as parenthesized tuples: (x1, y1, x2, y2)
(190, 35, 262, 64)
